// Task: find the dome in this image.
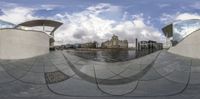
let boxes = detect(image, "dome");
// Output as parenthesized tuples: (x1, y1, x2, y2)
(0, 20, 15, 28)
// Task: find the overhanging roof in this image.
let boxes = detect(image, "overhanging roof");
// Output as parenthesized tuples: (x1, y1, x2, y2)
(162, 24, 173, 38)
(15, 19, 63, 36)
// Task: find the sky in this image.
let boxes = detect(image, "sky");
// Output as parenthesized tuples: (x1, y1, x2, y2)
(0, 0, 200, 46)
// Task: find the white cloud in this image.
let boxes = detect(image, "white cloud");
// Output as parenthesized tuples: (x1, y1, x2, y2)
(160, 12, 200, 24)
(0, 3, 60, 24)
(176, 13, 200, 20)
(0, 7, 38, 24)
(41, 4, 61, 11)
(0, 3, 163, 46)
(86, 3, 121, 15)
(53, 4, 163, 45)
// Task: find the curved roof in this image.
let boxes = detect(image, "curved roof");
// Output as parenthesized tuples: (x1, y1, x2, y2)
(15, 19, 63, 35)
(162, 24, 173, 38)
(162, 19, 200, 39)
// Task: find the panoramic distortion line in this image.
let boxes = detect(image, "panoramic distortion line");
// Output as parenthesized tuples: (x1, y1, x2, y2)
(0, 57, 44, 85)
(93, 52, 161, 96)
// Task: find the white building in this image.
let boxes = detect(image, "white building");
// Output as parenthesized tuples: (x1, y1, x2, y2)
(162, 19, 200, 59)
(0, 19, 62, 59)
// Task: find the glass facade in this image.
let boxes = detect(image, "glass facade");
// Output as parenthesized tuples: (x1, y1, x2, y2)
(173, 19, 200, 42)
(0, 20, 15, 28)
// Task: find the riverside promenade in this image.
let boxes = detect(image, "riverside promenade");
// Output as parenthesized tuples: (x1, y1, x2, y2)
(0, 50, 200, 99)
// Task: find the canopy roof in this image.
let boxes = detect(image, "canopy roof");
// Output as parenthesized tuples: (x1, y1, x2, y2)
(162, 24, 173, 38)
(15, 19, 63, 36)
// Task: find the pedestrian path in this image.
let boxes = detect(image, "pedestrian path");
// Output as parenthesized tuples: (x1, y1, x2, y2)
(0, 50, 199, 99)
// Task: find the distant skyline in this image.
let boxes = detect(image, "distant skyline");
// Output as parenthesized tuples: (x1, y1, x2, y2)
(0, 0, 200, 46)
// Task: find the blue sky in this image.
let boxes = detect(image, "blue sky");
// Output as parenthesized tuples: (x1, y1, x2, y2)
(0, 0, 200, 45)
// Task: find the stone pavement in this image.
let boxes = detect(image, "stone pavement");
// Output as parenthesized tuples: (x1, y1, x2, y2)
(0, 50, 200, 99)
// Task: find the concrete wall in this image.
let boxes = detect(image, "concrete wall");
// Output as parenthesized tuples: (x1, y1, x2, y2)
(0, 29, 50, 59)
(168, 29, 200, 59)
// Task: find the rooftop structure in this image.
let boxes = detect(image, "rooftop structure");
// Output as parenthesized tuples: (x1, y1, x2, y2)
(162, 19, 200, 59)
(15, 19, 62, 36)
(0, 19, 62, 59)
(15, 19, 63, 48)
(162, 19, 200, 46)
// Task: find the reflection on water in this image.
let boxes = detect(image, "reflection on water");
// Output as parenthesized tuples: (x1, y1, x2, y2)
(67, 49, 155, 62)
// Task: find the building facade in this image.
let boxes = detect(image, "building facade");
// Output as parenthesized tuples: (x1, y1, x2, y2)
(0, 19, 62, 59)
(162, 19, 200, 59)
(101, 35, 128, 48)
(137, 40, 163, 51)
(80, 41, 97, 48)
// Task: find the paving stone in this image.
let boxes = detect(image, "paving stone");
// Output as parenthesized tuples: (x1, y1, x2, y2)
(0, 50, 200, 98)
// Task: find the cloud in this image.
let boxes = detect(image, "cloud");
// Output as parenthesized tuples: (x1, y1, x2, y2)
(41, 4, 62, 11)
(0, 3, 163, 46)
(0, 7, 38, 24)
(160, 12, 200, 24)
(53, 4, 164, 45)
(0, 2, 61, 24)
(86, 3, 121, 15)
(176, 13, 200, 20)
(73, 30, 87, 39)
(112, 14, 162, 43)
